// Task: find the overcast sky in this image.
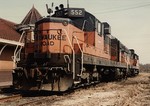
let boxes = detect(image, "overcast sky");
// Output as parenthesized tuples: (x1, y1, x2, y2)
(0, 0, 150, 64)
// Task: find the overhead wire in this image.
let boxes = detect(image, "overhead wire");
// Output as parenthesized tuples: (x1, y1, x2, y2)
(94, 2, 150, 14)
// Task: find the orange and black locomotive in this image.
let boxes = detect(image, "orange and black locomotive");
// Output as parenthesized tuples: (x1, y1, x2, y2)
(13, 4, 139, 91)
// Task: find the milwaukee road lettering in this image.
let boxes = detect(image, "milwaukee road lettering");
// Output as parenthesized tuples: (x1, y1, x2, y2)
(39, 34, 66, 46)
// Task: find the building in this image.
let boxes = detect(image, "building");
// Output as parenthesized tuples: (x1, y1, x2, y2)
(18, 5, 42, 44)
(0, 6, 42, 88)
(0, 18, 23, 87)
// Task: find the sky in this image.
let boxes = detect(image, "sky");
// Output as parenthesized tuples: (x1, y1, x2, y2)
(0, 0, 150, 64)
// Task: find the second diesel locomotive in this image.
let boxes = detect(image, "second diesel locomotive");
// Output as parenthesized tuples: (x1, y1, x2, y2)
(13, 4, 139, 91)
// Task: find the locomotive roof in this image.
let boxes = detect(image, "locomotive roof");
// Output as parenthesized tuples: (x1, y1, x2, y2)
(35, 17, 72, 25)
(52, 7, 97, 22)
(36, 7, 97, 32)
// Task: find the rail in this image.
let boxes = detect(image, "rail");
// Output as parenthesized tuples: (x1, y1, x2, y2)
(0, 94, 22, 103)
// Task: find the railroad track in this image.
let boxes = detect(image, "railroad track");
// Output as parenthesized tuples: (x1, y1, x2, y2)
(18, 81, 102, 105)
(0, 94, 22, 103)
(0, 79, 127, 106)
(18, 95, 61, 106)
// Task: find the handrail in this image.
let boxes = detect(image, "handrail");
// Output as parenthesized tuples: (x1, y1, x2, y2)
(82, 20, 87, 31)
(13, 31, 25, 69)
(73, 32, 84, 76)
(62, 29, 76, 80)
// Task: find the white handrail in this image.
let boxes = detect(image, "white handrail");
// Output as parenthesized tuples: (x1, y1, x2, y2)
(82, 20, 87, 31)
(72, 33, 84, 76)
(62, 29, 76, 80)
(13, 31, 25, 68)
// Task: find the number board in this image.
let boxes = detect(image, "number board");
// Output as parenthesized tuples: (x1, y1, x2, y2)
(68, 8, 85, 17)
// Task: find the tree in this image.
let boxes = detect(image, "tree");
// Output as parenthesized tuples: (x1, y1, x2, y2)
(139, 64, 150, 73)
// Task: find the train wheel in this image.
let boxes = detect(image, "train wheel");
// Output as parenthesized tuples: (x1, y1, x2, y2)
(41, 72, 73, 92)
(13, 69, 28, 89)
(114, 68, 121, 81)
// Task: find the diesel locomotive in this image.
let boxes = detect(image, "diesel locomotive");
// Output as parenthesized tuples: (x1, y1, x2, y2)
(13, 4, 139, 91)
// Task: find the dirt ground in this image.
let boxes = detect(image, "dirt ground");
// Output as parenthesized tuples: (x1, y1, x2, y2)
(50, 73, 150, 106)
(0, 73, 149, 106)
